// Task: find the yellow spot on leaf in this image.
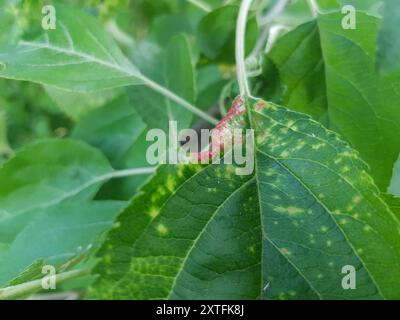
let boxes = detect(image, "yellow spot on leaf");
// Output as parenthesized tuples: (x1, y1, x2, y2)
(280, 248, 291, 256)
(148, 207, 159, 218)
(275, 206, 304, 216)
(312, 143, 325, 150)
(157, 224, 168, 235)
(326, 240, 332, 247)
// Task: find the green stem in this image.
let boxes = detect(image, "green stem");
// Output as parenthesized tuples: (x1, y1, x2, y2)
(0, 269, 89, 300)
(307, 0, 320, 17)
(258, 0, 290, 26)
(250, 0, 289, 58)
(141, 76, 219, 125)
(236, 0, 254, 98)
(187, 0, 212, 12)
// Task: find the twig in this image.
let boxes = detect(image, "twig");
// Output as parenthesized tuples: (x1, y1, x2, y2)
(307, 0, 320, 17)
(187, 0, 212, 12)
(249, 0, 290, 59)
(259, 0, 290, 26)
(140, 76, 219, 125)
(106, 20, 135, 47)
(0, 269, 89, 300)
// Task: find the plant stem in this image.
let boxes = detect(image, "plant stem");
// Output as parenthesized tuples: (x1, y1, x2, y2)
(0, 269, 89, 300)
(106, 20, 135, 47)
(258, 0, 290, 26)
(187, 0, 212, 12)
(307, 0, 320, 17)
(249, 0, 290, 58)
(140, 76, 219, 125)
(236, 0, 254, 98)
(109, 167, 156, 179)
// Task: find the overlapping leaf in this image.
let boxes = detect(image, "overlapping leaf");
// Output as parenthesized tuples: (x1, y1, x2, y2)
(268, 11, 400, 190)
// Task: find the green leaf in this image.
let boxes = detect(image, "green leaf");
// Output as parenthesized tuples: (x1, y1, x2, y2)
(0, 139, 113, 244)
(45, 86, 122, 121)
(72, 94, 151, 200)
(268, 11, 400, 190)
(197, 5, 258, 64)
(196, 65, 228, 112)
(149, 14, 194, 46)
(6, 259, 45, 287)
(96, 130, 155, 200)
(0, 0, 23, 49)
(376, 0, 400, 75)
(268, 21, 327, 120)
(89, 99, 400, 299)
(0, 4, 143, 91)
(0, 201, 125, 287)
(319, 11, 400, 190)
(72, 94, 146, 166)
(382, 194, 400, 219)
(128, 35, 196, 131)
(340, 0, 383, 12)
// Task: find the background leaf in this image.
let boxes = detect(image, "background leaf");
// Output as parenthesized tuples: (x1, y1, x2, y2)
(0, 201, 124, 287)
(267, 11, 400, 191)
(71, 94, 146, 167)
(0, 4, 142, 91)
(197, 5, 259, 64)
(128, 35, 196, 131)
(376, 0, 400, 75)
(268, 21, 327, 120)
(0, 139, 113, 244)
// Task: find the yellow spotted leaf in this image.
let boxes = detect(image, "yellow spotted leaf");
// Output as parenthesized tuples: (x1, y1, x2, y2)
(89, 99, 400, 300)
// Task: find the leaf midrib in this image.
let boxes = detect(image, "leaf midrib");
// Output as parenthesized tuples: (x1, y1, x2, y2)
(166, 176, 257, 299)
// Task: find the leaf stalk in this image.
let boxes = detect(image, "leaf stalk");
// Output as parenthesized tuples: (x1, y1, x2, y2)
(236, 0, 254, 98)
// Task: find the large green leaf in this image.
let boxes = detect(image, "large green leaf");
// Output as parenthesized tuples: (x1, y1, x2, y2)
(89, 99, 400, 299)
(0, 139, 113, 244)
(0, 201, 124, 287)
(0, 4, 142, 91)
(268, 11, 400, 190)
